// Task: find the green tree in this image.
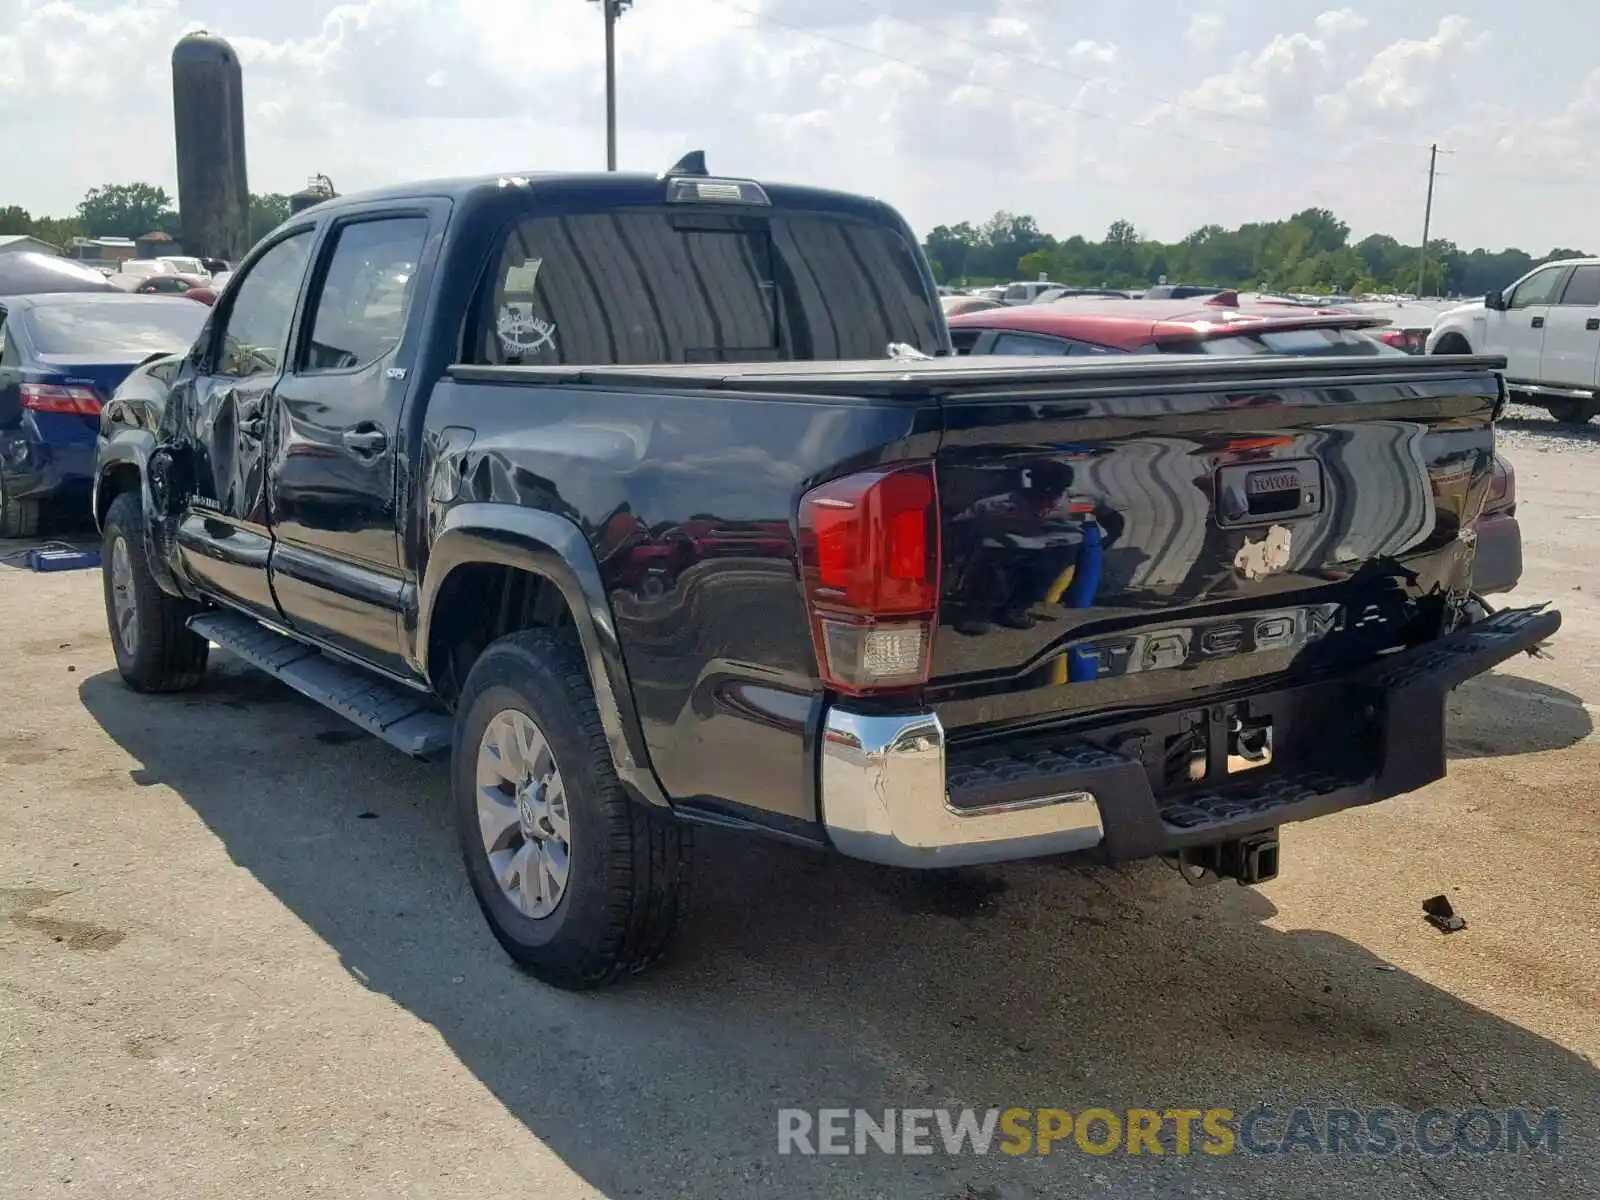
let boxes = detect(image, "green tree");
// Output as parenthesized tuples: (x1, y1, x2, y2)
(77, 183, 176, 238)
(31, 215, 87, 247)
(924, 222, 977, 283)
(0, 205, 35, 235)
(1287, 207, 1350, 255)
(249, 193, 293, 243)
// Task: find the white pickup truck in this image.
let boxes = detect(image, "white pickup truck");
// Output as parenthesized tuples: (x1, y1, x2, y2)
(1428, 257, 1600, 424)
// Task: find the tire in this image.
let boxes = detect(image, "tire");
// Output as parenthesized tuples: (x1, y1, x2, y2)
(453, 628, 691, 989)
(102, 491, 210, 692)
(1545, 398, 1599, 426)
(0, 473, 40, 539)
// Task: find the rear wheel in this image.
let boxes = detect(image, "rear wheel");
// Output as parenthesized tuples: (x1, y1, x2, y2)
(1545, 398, 1600, 426)
(0, 474, 40, 539)
(101, 491, 209, 692)
(453, 629, 691, 989)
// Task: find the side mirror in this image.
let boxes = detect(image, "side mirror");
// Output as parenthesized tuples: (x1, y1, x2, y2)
(1485, 289, 1506, 311)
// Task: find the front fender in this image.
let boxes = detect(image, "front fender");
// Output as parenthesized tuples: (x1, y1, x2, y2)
(416, 503, 668, 807)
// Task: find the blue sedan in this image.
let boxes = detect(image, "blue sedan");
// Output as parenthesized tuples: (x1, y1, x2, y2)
(0, 293, 208, 536)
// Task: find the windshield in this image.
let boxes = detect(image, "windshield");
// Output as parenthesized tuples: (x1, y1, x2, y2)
(1171, 327, 1404, 357)
(160, 257, 206, 275)
(470, 209, 941, 365)
(23, 301, 208, 357)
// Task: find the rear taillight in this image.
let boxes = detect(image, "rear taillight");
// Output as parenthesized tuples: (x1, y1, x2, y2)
(21, 382, 102, 415)
(1380, 329, 1424, 353)
(797, 463, 940, 695)
(1486, 455, 1515, 513)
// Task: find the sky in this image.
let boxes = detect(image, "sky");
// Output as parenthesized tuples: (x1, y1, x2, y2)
(2, 0, 1597, 251)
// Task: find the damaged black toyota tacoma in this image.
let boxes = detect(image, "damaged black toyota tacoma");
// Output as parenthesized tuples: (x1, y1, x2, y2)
(94, 157, 1559, 988)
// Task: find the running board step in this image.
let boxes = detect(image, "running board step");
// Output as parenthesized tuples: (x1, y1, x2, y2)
(188, 612, 452, 760)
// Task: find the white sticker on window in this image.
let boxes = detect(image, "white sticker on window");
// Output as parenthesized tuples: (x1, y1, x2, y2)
(497, 304, 556, 357)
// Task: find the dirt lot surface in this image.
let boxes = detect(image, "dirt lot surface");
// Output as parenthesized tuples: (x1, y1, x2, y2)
(2, 408, 1597, 1199)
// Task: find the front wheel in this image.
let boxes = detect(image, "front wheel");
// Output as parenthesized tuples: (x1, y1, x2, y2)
(101, 491, 209, 692)
(1545, 398, 1599, 426)
(452, 629, 691, 989)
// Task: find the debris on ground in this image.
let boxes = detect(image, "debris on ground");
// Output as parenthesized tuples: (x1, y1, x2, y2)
(1423, 894, 1468, 934)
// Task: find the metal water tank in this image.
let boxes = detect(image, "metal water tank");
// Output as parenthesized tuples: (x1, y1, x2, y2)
(289, 174, 338, 216)
(171, 32, 250, 261)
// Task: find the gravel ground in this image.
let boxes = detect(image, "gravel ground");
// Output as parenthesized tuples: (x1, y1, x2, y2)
(1, 410, 1597, 1199)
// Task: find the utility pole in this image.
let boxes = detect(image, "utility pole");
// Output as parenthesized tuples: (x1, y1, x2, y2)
(1417, 143, 1438, 297)
(590, 0, 633, 171)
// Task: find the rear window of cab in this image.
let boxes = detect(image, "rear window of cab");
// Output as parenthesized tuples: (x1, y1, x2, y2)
(466, 209, 942, 366)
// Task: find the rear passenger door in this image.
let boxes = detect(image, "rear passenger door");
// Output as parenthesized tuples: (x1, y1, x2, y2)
(1537, 264, 1600, 388)
(266, 205, 439, 674)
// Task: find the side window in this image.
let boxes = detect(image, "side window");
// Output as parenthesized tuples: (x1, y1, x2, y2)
(1003, 284, 1030, 302)
(215, 231, 313, 379)
(949, 328, 983, 355)
(1557, 265, 1600, 307)
(301, 217, 429, 373)
(990, 332, 1073, 356)
(1507, 267, 1565, 309)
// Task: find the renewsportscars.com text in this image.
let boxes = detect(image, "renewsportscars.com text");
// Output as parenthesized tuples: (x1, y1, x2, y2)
(777, 1107, 1562, 1157)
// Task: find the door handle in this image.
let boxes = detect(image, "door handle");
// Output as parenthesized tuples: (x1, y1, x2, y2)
(1531, 316, 1545, 329)
(238, 414, 265, 439)
(1586, 318, 1599, 331)
(342, 424, 389, 456)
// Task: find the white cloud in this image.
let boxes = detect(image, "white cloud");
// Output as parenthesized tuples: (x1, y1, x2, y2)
(1312, 14, 1484, 128)
(1186, 12, 1222, 52)
(1313, 8, 1369, 37)
(1068, 39, 1118, 66)
(1180, 31, 1333, 119)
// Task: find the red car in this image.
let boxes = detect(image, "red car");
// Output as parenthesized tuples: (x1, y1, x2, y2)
(945, 292, 1398, 358)
(948, 293, 1521, 597)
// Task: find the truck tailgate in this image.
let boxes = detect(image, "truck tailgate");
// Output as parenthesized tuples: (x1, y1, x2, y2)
(925, 355, 1504, 738)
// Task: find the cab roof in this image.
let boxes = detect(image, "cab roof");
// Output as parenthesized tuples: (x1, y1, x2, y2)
(306, 169, 904, 228)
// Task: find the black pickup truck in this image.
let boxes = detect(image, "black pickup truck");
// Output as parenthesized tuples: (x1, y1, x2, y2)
(94, 158, 1559, 988)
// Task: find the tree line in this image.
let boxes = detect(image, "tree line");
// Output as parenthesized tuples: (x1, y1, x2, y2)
(4, 184, 1582, 299)
(923, 208, 1591, 298)
(0, 182, 293, 251)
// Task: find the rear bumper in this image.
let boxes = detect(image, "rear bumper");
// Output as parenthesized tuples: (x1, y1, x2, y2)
(1472, 513, 1521, 596)
(819, 604, 1560, 868)
(0, 420, 95, 503)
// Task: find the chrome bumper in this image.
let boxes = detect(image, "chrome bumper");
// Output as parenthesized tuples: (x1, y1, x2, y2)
(820, 707, 1105, 868)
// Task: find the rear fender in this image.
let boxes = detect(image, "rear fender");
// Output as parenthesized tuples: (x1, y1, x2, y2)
(94, 433, 184, 597)
(416, 503, 668, 807)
